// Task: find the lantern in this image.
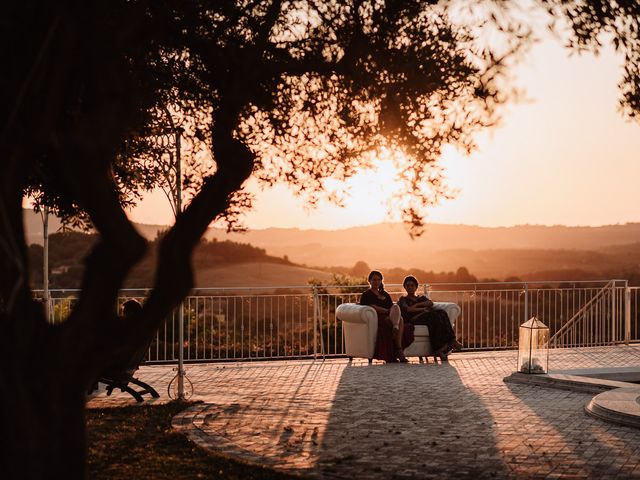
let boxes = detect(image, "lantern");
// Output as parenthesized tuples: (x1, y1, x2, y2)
(517, 316, 549, 374)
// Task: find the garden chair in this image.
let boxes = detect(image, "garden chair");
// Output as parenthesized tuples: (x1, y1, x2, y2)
(97, 300, 160, 402)
(99, 338, 160, 403)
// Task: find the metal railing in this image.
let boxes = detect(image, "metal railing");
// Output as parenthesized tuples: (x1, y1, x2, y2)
(34, 280, 639, 363)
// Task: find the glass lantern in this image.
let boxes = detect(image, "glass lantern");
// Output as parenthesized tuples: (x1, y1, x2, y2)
(517, 316, 549, 374)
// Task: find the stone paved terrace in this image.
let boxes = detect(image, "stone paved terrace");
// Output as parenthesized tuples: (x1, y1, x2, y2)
(88, 345, 640, 479)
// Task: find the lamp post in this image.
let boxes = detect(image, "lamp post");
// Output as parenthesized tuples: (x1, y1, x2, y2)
(174, 129, 185, 400)
(42, 205, 49, 321)
(148, 108, 185, 399)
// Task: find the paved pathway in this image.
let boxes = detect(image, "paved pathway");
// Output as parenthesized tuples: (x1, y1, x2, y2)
(88, 346, 640, 478)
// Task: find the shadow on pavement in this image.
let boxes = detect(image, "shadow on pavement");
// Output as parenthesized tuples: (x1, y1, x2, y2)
(317, 361, 510, 479)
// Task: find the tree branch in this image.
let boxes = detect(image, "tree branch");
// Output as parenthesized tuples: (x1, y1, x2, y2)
(140, 106, 253, 330)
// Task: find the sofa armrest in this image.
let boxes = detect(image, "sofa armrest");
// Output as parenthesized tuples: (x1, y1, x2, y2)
(335, 303, 378, 325)
(336, 303, 378, 359)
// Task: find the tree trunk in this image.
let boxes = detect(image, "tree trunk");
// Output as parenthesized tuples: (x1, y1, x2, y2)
(2, 343, 88, 478)
(0, 100, 254, 479)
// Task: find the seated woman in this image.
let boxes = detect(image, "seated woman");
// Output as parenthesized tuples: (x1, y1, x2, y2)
(359, 270, 411, 363)
(397, 275, 462, 362)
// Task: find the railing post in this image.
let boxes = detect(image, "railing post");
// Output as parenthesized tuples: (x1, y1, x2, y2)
(611, 281, 617, 345)
(625, 281, 631, 345)
(313, 286, 318, 359)
(524, 283, 529, 322)
(178, 302, 185, 399)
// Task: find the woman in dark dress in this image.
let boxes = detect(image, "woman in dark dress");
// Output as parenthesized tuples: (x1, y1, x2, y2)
(359, 270, 411, 363)
(397, 275, 462, 362)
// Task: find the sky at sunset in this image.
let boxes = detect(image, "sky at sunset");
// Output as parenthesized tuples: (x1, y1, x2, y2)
(130, 28, 640, 230)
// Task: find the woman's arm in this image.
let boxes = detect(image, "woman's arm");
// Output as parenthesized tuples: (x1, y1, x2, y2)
(375, 292, 393, 314)
(412, 301, 433, 309)
(360, 290, 390, 315)
(400, 296, 433, 312)
(415, 296, 434, 309)
(369, 304, 390, 315)
(405, 304, 426, 312)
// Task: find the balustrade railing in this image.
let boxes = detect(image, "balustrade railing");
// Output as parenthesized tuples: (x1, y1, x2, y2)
(34, 280, 639, 363)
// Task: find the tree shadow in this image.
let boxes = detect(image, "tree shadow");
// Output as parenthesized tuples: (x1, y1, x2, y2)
(317, 361, 510, 479)
(178, 360, 346, 471)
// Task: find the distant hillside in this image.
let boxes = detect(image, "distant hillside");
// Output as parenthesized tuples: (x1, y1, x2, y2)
(25, 209, 640, 252)
(194, 262, 332, 290)
(23, 210, 64, 246)
(424, 246, 640, 280)
(27, 231, 303, 289)
(204, 222, 640, 277)
(205, 222, 640, 252)
(23, 209, 640, 280)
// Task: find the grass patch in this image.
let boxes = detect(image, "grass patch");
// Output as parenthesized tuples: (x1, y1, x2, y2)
(87, 401, 301, 479)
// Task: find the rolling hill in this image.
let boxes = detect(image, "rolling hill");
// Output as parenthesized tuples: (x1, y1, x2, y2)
(23, 209, 640, 281)
(194, 262, 332, 291)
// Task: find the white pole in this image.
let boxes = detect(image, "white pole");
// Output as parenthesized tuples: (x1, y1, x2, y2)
(611, 281, 617, 344)
(175, 131, 185, 400)
(313, 286, 318, 359)
(625, 281, 631, 345)
(43, 206, 49, 321)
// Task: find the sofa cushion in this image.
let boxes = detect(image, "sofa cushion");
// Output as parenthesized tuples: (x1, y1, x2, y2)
(414, 325, 429, 337)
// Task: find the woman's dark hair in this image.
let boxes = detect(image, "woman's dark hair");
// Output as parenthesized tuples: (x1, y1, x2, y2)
(368, 270, 385, 291)
(368, 270, 383, 281)
(403, 275, 419, 287)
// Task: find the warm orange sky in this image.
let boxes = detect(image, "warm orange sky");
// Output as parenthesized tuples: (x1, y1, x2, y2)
(130, 31, 640, 230)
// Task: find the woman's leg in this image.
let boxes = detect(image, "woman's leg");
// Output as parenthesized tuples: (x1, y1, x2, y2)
(390, 305, 408, 362)
(423, 311, 452, 361)
(435, 309, 462, 352)
(390, 304, 401, 329)
(374, 316, 396, 363)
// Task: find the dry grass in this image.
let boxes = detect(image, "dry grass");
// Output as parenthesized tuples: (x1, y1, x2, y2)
(86, 402, 301, 480)
(194, 261, 332, 289)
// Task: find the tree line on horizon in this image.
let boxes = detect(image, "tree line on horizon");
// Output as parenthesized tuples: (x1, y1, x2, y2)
(319, 255, 640, 287)
(29, 231, 640, 290)
(28, 232, 293, 289)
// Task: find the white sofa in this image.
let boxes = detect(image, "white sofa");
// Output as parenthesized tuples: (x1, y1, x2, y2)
(336, 302, 461, 363)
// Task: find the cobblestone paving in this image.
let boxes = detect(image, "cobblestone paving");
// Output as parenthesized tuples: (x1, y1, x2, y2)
(88, 346, 640, 479)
